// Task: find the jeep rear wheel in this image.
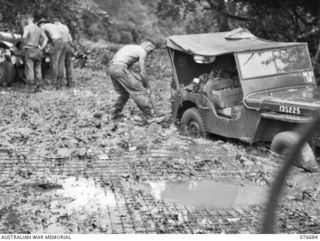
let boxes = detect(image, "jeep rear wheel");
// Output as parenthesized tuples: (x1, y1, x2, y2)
(271, 131, 319, 172)
(181, 107, 206, 138)
(0, 62, 7, 85)
(0, 62, 15, 86)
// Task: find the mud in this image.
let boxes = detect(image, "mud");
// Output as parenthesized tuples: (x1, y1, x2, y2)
(0, 50, 320, 233)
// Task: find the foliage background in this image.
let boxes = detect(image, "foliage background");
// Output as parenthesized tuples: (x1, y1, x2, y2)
(0, 0, 319, 48)
(1, 0, 320, 71)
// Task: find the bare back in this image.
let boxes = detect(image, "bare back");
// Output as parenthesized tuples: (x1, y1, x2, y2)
(55, 22, 72, 42)
(24, 23, 42, 47)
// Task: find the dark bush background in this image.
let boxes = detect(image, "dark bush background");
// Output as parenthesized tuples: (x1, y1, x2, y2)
(1, 0, 320, 75)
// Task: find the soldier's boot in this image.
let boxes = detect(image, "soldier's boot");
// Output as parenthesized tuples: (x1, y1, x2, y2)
(136, 112, 166, 126)
(24, 84, 37, 93)
(66, 79, 74, 88)
(110, 107, 123, 120)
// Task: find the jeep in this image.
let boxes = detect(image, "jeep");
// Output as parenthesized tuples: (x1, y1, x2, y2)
(166, 29, 320, 171)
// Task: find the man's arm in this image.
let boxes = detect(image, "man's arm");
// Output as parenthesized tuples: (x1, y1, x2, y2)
(22, 26, 29, 42)
(67, 27, 72, 42)
(139, 51, 150, 88)
(39, 30, 48, 50)
(68, 33, 72, 42)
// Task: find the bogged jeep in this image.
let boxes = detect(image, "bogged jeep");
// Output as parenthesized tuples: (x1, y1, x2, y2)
(166, 29, 320, 171)
(0, 31, 22, 86)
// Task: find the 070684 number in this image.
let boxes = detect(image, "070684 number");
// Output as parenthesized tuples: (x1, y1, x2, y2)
(279, 105, 301, 115)
(300, 234, 318, 239)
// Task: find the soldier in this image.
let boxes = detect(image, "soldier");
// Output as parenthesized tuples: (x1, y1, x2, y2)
(53, 18, 73, 87)
(38, 18, 66, 90)
(22, 14, 47, 92)
(108, 40, 161, 124)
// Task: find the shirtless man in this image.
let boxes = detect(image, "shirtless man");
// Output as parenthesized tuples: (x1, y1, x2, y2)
(38, 18, 66, 89)
(22, 14, 47, 91)
(108, 40, 157, 122)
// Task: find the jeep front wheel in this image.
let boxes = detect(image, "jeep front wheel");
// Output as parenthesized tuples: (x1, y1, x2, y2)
(181, 107, 206, 138)
(271, 131, 319, 172)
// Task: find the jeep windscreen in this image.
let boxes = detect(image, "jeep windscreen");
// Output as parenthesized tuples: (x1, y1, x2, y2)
(237, 46, 312, 79)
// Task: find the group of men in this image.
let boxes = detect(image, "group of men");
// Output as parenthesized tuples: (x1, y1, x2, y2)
(22, 14, 161, 123)
(21, 14, 73, 91)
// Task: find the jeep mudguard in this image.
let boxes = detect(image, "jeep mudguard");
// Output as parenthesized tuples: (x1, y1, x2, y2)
(253, 112, 313, 143)
(173, 89, 214, 120)
(271, 131, 320, 172)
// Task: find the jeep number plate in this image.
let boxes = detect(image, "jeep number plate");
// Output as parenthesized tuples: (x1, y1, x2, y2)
(279, 105, 301, 115)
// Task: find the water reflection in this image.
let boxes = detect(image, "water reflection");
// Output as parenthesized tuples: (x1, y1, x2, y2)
(34, 177, 119, 233)
(148, 180, 267, 209)
(53, 177, 117, 212)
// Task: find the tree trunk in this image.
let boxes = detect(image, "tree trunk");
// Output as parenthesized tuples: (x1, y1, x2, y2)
(314, 4, 320, 60)
(208, 0, 230, 31)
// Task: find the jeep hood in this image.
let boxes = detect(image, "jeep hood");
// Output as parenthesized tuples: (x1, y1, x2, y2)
(245, 85, 320, 116)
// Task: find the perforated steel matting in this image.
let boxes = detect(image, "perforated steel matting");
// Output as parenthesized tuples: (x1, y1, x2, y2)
(0, 146, 316, 234)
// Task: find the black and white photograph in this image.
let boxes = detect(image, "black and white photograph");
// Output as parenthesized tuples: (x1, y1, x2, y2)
(0, 0, 319, 238)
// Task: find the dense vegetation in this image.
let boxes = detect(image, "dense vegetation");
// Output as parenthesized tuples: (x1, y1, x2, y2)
(0, 0, 320, 57)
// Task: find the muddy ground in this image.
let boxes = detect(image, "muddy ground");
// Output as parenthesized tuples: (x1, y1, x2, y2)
(0, 50, 320, 234)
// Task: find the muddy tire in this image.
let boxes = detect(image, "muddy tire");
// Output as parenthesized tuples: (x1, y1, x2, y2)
(0, 62, 8, 85)
(0, 61, 15, 86)
(181, 107, 206, 138)
(271, 131, 319, 172)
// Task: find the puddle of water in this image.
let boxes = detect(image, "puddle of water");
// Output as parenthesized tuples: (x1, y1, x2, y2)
(51, 177, 118, 213)
(147, 180, 268, 209)
(32, 177, 119, 233)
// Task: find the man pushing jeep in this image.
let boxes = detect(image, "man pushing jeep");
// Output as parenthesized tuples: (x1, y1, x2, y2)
(108, 40, 162, 124)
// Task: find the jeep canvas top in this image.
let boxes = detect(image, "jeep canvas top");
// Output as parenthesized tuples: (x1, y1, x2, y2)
(166, 29, 320, 172)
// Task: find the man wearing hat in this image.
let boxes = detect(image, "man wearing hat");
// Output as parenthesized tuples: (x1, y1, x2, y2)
(38, 18, 66, 89)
